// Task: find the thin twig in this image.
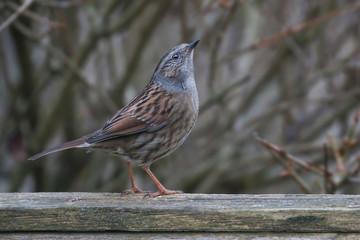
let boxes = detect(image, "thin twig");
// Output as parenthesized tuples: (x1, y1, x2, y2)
(327, 133, 346, 173)
(207, 1, 238, 93)
(342, 110, 360, 159)
(179, 1, 191, 42)
(102, 0, 149, 36)
(13, 21, 118, 113)
(200, 76, 249, 114)
(6, 2, 65, 29)
(34, 0, 148, 147)
(253, 133, 314, 193)
(254, 133, 324, 176)
(244, 89, 360, 130)
(350, 158, 360, 180)
(219, 2, 360, 63)
(0, 0, 34, 32)
(323, 143, 335, 194)
(323, 144, 329, 193)
(302, 101, 359, 141)
(35, 0, 89, 8)
(260, 6, 312, 77)
(0, 37, 15, 93)
(112, 0, 172, 104)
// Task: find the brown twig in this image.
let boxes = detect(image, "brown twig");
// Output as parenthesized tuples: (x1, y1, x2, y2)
(255, 134, 324, 175)
(34, 0, 148, 147)
(112, 0, 172, 104)
(200, 76, 249, 114)
(327, 133, 346, 173)
(323, 144, 329, 193)
(0, 36, 15, 93)
(303, 101, 359, 141)
(6, 2, 65, 30)
(207, 0, 238, 93)
(323, 143, 335, 194)
(244, 89, 360, 130)
(0, 0, 34, 32)
(349, 157, 360, 182)
(342, 110, 360, 159)
(219, 2, 360, 63)
(179, 1, 192, 42)
(102, 0, 149, 36)
(13, 21, 118, 113)
(34, 0, 89, 8)
(253, 133, 314, 193)
(260, 5, 311, 72)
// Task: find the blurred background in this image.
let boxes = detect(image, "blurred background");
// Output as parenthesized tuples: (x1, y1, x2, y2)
(1, 0, 360, 194)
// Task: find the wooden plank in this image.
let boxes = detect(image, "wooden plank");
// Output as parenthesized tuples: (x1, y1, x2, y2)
(1, 233, 359, 240)
(0, 193, 359, 232)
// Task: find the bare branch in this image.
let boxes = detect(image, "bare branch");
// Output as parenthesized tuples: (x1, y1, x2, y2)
(253, 133, 315, 194)
(112, 0, 172, 104)
(207, 1, 238, 93)
(323, 144, 335, 194)
(34, 1, 149, 147)
(200, 76, 249, 114)
(5, 2, 65, 31)
(0, 0, 34, 32)
(219, 2, 360, 63)
(34, 0, 89, 8)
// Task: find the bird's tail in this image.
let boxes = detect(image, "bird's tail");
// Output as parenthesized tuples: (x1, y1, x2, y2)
(28, 138, 89, 161)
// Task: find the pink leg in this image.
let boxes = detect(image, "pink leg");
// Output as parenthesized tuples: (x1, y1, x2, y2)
(142, 165, 183, 197)
(121, 162, 149, 196)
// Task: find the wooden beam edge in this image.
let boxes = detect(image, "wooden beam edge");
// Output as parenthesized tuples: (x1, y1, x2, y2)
(0, 193, 359, 233)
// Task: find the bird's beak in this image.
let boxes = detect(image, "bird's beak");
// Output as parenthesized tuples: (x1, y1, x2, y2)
(188, 40, 200, 51)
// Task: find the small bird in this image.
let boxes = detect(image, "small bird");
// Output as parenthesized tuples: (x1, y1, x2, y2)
(29, 40, 200, 197)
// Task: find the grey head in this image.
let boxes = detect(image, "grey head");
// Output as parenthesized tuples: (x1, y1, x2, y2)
(152, 40, 199, 92)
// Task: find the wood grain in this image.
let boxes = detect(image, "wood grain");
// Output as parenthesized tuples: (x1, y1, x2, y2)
(0, 193, 359, 233)
(1, 233, 359, 240)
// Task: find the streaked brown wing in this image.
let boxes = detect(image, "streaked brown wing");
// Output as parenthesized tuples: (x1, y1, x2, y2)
(86, 84, 174, 144)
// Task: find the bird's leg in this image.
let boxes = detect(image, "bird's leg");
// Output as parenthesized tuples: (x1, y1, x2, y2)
(121, 162, 149, 196)
(142, 165, 183, 197)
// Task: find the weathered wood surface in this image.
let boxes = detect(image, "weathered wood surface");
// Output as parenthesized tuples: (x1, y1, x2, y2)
(1, 233, 359, 240)
(0, 193, 359, 233)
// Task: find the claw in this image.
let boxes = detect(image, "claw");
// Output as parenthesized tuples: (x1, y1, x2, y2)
(122, 162, 151, 196)
(120, 189, 133, 196)
(121, 186, 150, 196)
(139, 165, 184, 198)
(143, 193, 151, 199)
(143, 189, 183, 198)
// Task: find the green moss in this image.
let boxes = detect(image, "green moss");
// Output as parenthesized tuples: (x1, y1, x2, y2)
(286, 215, 325, 224)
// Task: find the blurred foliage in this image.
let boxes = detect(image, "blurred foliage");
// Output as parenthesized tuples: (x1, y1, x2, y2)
(0, 0, 360, 194)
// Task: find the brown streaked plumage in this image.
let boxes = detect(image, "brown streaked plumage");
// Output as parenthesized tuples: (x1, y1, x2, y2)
(29, 40, 200, 197)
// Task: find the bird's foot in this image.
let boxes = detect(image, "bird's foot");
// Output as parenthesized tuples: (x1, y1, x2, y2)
(143, 188, 183, 198)
(121, 186, 150, 196)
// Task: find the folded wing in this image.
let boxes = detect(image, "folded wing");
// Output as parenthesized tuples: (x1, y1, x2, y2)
(86, 86, 174, 144)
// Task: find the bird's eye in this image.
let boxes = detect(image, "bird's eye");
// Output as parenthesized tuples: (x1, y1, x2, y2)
(172, 54, 179, 60)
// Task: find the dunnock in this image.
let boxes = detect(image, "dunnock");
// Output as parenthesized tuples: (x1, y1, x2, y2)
(29, 40, 200, 197)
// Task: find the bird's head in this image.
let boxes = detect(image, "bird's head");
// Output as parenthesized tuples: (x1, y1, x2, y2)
(152, 40, 199, 90)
